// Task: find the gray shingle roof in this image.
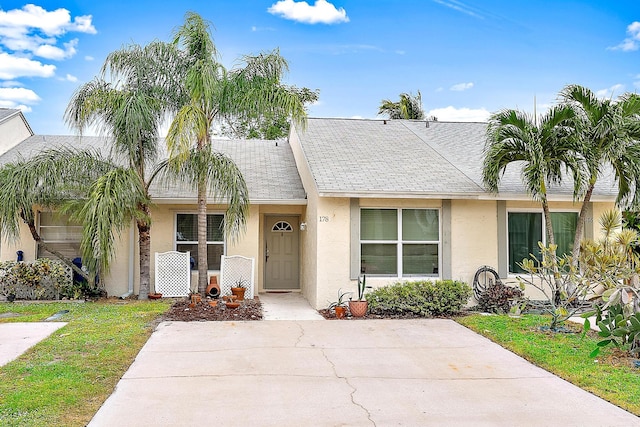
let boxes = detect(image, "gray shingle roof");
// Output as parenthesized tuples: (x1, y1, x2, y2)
(296, 118, 617, 200)
(0, 135, 306, 203)
(0, 108, 19, 123)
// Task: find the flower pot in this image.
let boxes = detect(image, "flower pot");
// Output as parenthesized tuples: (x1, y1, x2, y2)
(231, 287, 246, 301)
(148, 293, 162, 300)
(226, 301, 240, 309)
(191, 294, 202, 304)
(349, 300, 368, 317)
(209, 300, 218, 308)
(334, 306, 346, 319)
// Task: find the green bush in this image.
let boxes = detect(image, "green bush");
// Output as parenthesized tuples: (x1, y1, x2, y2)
(367, 280, 472, 317)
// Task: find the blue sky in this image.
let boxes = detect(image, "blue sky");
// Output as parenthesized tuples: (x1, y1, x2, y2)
(1, 0, 639, 135)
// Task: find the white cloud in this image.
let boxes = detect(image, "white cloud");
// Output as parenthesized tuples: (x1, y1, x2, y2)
(432, 0, 485, 19)
(0, 52, 55, 79)
(450, 82, 474, 91)
(85, 55, 94, 61)
(64, 74, 78, 82)
(609, 21, 640, 51)
(426, 106, 490, 122)
(0, 5, 96, 37)
(268, 0, 349, 24)
(595, 84, 624, 98)
(0, 87, 41, 110)
(0, 5, 95, 62)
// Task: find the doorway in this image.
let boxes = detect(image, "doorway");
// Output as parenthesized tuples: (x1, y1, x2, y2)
(264, 216, 300, 290)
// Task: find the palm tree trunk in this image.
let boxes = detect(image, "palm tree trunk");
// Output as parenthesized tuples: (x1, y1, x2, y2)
(197, 176, 208, 296)
(572, 183, 595, 262)
(542, 199, 561, 304)
(137, 213, 151, 300)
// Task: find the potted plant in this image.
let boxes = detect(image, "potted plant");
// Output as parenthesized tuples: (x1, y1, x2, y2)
(349, 274, 371, 317)
(328, 289, 351, 319)
(231, 278, 247, 301)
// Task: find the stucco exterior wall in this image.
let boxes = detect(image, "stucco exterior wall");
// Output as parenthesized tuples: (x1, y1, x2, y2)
(0, 114, 31, 157)
(451, 199, 498, 286)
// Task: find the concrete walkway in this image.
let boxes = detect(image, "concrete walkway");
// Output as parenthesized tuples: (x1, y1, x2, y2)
(0, 322, 66, 366)
(89, 318, 638, 426)
(260, 292, 326, 320)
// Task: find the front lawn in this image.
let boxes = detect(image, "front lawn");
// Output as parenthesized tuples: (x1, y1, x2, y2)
(457, 313, 640, 416)
(0, 299, 171, 427)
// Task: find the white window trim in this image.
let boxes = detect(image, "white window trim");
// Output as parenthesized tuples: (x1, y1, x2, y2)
(505, 208, 579, 276)
(174, 211, 226, 272)
(360, 207, 441, 278)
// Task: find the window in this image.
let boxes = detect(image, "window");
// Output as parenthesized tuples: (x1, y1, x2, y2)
(508, 211, 578, 273)
(37, 212, 82, 260)
(360, 208, 439, 276)
(175, 213, 224, 270)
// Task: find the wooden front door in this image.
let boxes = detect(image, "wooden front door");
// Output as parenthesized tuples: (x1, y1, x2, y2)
(265, 216, 300, 290)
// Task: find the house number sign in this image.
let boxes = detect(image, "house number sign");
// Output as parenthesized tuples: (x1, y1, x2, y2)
(319, 216, 330, 222)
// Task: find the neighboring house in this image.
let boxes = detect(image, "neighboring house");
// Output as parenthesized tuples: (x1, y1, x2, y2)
(0, 110, 617, 308)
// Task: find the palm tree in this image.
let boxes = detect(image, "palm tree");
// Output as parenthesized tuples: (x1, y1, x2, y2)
(64, 41, 182, 299)
(167, 12, 307, 295)
(378, 91, 425, 120)
(560, 84, 640, 259)
(0, 148, 112, 288)
(483, 106, 581, 247)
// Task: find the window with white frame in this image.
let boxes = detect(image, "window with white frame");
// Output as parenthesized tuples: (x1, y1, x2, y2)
(175, 213, 225, 270)
(360, 208, 439, 276)
(508, 211, 578, 274)
(37, 212, 82, 260)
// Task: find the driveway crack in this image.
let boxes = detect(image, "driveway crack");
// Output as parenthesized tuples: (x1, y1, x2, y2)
(321, 348, 376, 426)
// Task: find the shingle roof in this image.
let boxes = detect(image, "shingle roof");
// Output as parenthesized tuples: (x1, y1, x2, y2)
(0, 135, 306, 203)
(0, 108, 19, 123)
(295, 118, 617, 200)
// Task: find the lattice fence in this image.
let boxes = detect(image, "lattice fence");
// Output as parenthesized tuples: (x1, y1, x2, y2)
(155, 251, 191, 297)
(0, 260, 72, 300)
(220, 255, 255, 299)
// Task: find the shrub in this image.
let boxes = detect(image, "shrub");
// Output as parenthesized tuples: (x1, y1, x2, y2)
(477, 283, 523, 314)
(0, 259, 79, 300)
(367, 280, 472, 317)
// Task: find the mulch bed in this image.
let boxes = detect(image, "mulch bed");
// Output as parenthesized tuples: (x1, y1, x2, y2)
(162, 297, 263, 321)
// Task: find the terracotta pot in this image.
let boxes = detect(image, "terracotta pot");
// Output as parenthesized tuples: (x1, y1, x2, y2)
(191, 294, 202, 304)
(209, 300, 218, 308)
(188, 302, 196, 309)
(349, 300, 368, 317)
(335, 306, 346, 319)
(226, 301, 240, 309)
(148, 293, 162, 300)
(231, 287, 246, 301)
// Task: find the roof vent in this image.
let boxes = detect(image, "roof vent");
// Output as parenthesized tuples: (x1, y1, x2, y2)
(383, 119, 387, 125)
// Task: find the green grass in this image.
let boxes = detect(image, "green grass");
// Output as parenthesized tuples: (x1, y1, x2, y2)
(0, 299, 171, 427)
(456, 313, 640, 416)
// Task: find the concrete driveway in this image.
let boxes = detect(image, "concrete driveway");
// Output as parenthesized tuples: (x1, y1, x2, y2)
(89, 319, 638, 426)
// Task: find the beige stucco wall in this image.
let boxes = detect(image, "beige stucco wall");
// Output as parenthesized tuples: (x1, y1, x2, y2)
(0, 114, 31, 157)
(451, 199, 498, 285)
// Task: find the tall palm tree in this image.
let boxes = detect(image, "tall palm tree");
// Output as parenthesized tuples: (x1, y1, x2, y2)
(378, 91, 425, 120)
(560, 84, 640, 259)
(167, 12, 307, 295)
(483, 106, 581, 247)
(65, 41, 182, 299)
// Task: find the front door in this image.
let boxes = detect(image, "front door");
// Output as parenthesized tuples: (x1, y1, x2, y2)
(265, 216, 300, 290)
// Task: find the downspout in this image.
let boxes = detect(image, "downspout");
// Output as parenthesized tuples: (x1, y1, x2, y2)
(120, 223, 135, 299)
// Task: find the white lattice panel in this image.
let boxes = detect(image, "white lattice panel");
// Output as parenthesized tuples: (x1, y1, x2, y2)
(155, 251, 190, 297)
(220, 255, 255, 299)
